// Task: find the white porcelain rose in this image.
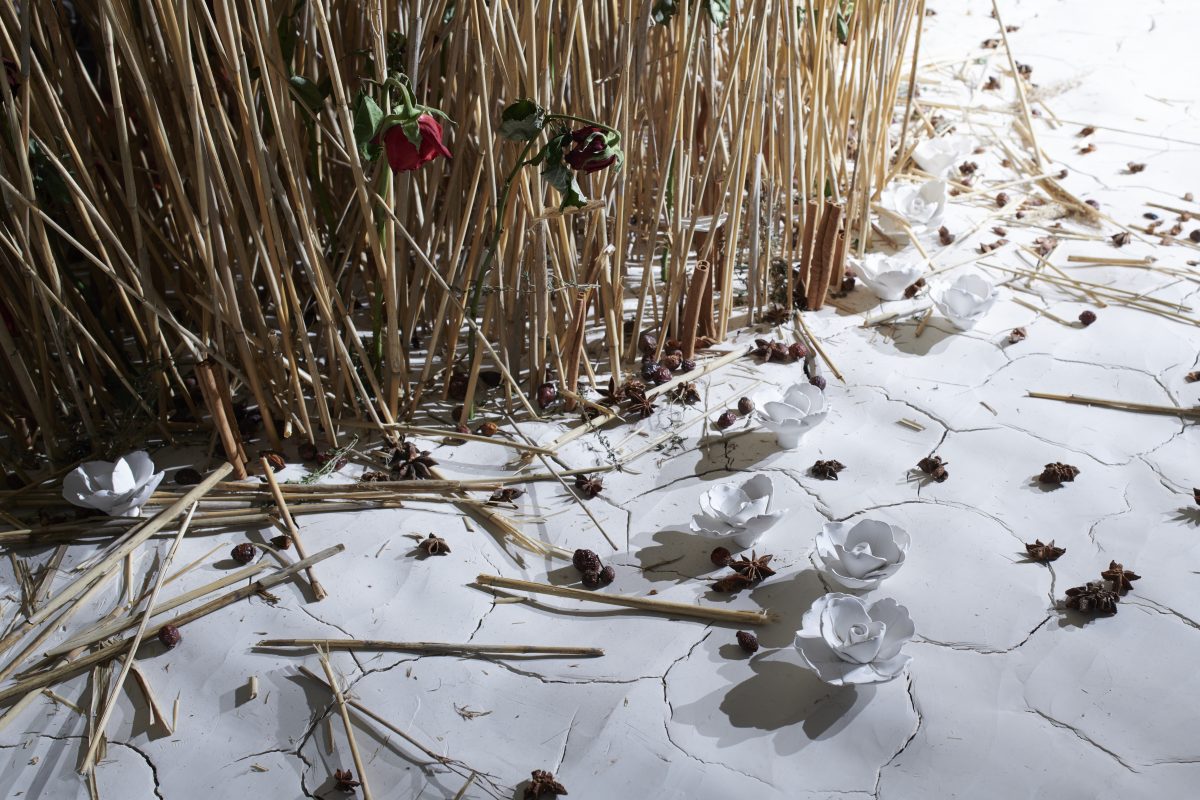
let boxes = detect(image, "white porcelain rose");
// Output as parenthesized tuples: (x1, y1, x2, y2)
(877, 179, 946, 236)
(851, 253, 925, 301)
(912, 134, 975, 177)
(932, 273, 997, 330)
(757, 382, 829, 449)
(690, 474, 785, 549)
(795, 593, 915, 686)
(814, 519, 910, 589)
(62, 451, 164, 517)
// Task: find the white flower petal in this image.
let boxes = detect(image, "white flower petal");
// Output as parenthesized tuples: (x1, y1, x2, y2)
(870, 598, 916, 661)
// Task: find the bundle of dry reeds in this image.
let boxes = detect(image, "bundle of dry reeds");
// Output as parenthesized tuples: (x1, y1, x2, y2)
(0, 0, 923, 474)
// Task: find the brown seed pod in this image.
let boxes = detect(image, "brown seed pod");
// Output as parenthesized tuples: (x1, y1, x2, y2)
(736, 630, 759, 653)
(231, 543, 256, 564)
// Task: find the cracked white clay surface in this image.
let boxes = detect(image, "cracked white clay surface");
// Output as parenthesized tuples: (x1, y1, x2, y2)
(2, 1, 1199, 798)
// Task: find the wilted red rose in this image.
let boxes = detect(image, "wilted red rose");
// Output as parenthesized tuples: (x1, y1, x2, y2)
(383, 114, 451, 172)
(565, 126, 618, 173)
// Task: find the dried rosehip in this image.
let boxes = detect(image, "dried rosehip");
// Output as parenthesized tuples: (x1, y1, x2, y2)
(736, 631, 759, 654)
(809, 375, 827, 391)
(651, 365, 673, 384)
(1040, 462, 1080, 484)
(737, 397, 755, 416)
(641, 358, 660, 381)
(231, 543, 256, 564)
(158, 624, 182, 649)
(679, 358, 696, 373)
(1008, 327, 1027, 344)
(710, 546, 732, 567)
(1078, 310, 1097, 326)
(788, 342, 809, 361)
(271, 534, 293, 550)
(261, 450, 286, 473)
(536, 382, 558, 409)
(638, 331, 658, 355)
(573, 548, 602, 574)
(662, 354, 682, 371)
(714, 410, 738, 430)
(174, 468, 202, 486)
(581, 570, 602, 588)
(477, 421, 500, 437)
(599, 565, 615, 585)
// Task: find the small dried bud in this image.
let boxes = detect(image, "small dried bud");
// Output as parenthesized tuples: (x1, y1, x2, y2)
(662, 354, 682, 371)
(1189, 229, 1200, 243)
(809, 375, 827, 391)
(573, 548, 602, 574)
(1008, 327, 1027, 344)
(904, 277, 927, 299)
(641, 358, 661, 381)
(158, 624, 182, 649)
(737, 397, 755, 416)
(231, 543, 257, 564)
(489, 487, 525, 503)
(840, 275, 856, 293)
(1110, 231, 1131, 248)
(938, 226, 956, 246)
(679, 358, 696, 373)
(917, 455, 949, 482)
(736, 631, 759, 654)
(581, 569, 602, 588)
(1085, 198, 1101, 209)
(574, 474, 603, 499)
(260, 450, 286, 473)
(417, 534, 450, 555)
(270, 534, 293, 550)
(638, 331, 658, 356)
(714, 410, 738, 430)
(1078, 310, 1097, 326)
(599, 565, 615, 585)
(996, 192, 1009, 207)
(810, 459, 846, 480)
(710, 547, 733, 567)
(174, 467, 203, 486)
(651, 365, 674, 384)
(1078, 125, 1095, 137)
(1125, 162, 1146, 174)
(1100, 560, 1141, 593)
(536, 382, 558, 409)
(477, 421, 500, 437)
(1186, 372, 1200, 384)
(333, 769, 361, 793)
(1024, 539, 1065, 562)
(1039, 462, 1080, 484)
(788, 342, 810, 361)
(1064, 581, 1119, 615)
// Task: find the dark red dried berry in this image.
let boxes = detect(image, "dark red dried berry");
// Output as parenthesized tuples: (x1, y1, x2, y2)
(737, 397, 755, 416)
(271, 534, 293, 550)
(1190, 229, 1200, 243)
(662, 354, 682, 371)
(1078, 310, 1097, 326)
(231, 543, 256, 564)
(174, 468, 202, 486)
(158, 624, 182, 649)
(599, 566, 615, 585)
(679, 359, 696, 373)
(736, 631, 759, 653)
(651, 365, 673, 384)
(809, 375, 827, 391)
(573, 548, 602, 574)
(710, 546, 732, 567)
(536, 382, 558, 409)
(788, 342, 810, 361)
(641, 359, 661, 381)
(714, 410, 738, 430)
(477, 421, 500, 437)
(581, 570, 602, 588)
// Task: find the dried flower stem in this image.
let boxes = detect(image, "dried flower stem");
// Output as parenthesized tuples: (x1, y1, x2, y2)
(475, 574, 773, 626)
(261, 458, 327, 601)
(317, 647, 374, 800)
(340, 422, 556, 455)
(1028, 391, 1200, 418)
(258, 639, 603, 657)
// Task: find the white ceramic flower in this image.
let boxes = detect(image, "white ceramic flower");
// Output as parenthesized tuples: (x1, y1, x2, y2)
(757, 383, 829, 449)
(932, 273, 997, 330)
(690, 474, 785, 549)
(877, 179, 946, 236)
(795, 593, 914, 686)
(912, 134, 975, 177)
(62, 451, 164, 518)
(814, 519, 910, 589)
(852, 253, 925, 301)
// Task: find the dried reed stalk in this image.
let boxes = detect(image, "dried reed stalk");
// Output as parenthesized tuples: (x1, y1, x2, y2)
(258, 639, 603, 657)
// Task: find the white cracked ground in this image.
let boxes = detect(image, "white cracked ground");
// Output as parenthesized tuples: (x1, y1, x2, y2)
(2, 1, 1199, 798)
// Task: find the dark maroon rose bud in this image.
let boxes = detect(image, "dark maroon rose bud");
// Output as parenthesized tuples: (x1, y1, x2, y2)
(714, 410, 738, 430)
(641, 359, 660, 381)
(599, 565, 615, 585)
(651, 365, 673, 384)
(737, 397, 755, 416)
(809, 375, 827, 391)
(710, 546, 732, 567)
(788, 342, 809, 361)
(638, 331, 658, 355)
(573, 548, 602, 574)
(1078, 310, 1097, 326)
(536, 382, 559, 409)
(564, 126, 623, 173)
(662, 354, 682, 371)
(231, 543, 257, 565)
(158, 625, 182, 649)
(679, 359, 696, 373)
(581, 570, 602, 588)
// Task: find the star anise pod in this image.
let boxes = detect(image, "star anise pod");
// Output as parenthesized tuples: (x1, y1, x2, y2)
(938, 225, 956, 245)
(525, 769, 568, 798)
(1125, 161, 1146, 174)
(1039, 462, 1080, 484)
(359, 470, 389, 482)
(711, 572, 756, 593)
(1064, 581, 1119, 615)
(729, 551, 776, 583)
(917, 455, 949, 482)
(599, 376, 644, 405)
(752, 338, 792, 363)
(1024, 539, 1065, 562)
(489, 488, 524, 503)
(389, 441, 437, 480)
(1110, 231, 1131, 247)
(671, 381, 701, 405)
(574, 474, 603, 499)
(810, 459, 846, 480)
(271, 533, 293, 550)
(1100, 560, 1141, 593)
(333, 769, 361, 793)
(417, 534, 450, 555)
(624, 387, 657, 419)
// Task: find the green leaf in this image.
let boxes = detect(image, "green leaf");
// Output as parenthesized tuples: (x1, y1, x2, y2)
(498, 98, 547, 142)
(538, 135, 587, 210)
(353, 92, 385, 161)
(704, 0, 731, 28)
(288, 75, 329, 113)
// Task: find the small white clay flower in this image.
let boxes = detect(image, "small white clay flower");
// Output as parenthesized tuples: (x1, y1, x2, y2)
(932, 273, 998, 330)
(851, 253, 925, 301)
(62, 451, 164, 518)
(795, 593, 914, 686)
(814, 519, 910, 589)
(757, 383, 829, 449)
(690, 474, 785, 549)
(877, 179, 947, 236)
(912, 134, 976, 177)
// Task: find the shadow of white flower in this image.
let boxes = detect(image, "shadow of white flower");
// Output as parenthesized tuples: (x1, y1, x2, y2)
(932, 273, 998, 330)
(62, 451, 164, 518)
(690, 474, 785, 549)
(756, 382, 828, 449)
(851, 253, 925, 301)
(877, 179, 946, 236)
(795, 593, 914, 686)
(814, 518, 910, 589)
